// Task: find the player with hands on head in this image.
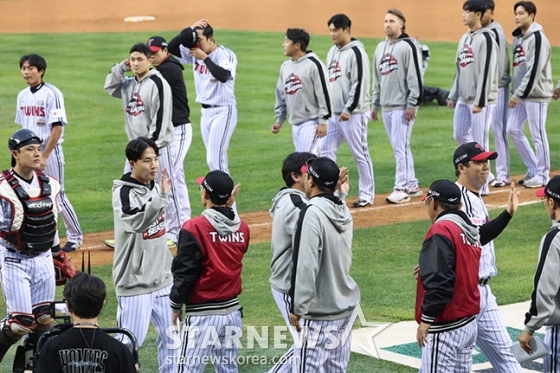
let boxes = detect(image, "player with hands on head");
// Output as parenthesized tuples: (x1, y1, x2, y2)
(170, 170, 249, 373)
(0, 128, 73, 362)
(16, 54, 83, 252)
(167, 19, 238, 175)
(416, 180, 481, 372)
(518, 176, 560, 371)
(111, 137, 177, 373)
(271, 28, 332, 155)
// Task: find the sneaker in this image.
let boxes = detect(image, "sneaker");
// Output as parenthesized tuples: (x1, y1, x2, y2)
(352, 199, 371, 208)
(407, 186, 423, 198)
(62, 241, 80, 252)
(523, 177, 544, 189)
(386, 190, 411, 204)
(167, 239, 177, 248)
(104, 239, 115, 249)
(518, 174, 534, 186)
(490, 179, 509, 188)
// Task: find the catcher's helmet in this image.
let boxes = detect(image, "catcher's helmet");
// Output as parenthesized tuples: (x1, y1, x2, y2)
(8, 128, 42, 151)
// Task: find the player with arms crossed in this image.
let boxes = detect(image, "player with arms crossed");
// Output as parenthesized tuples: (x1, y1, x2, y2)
(0, 129, 77, 363)
(16, 54, 83, 252)
(111, 137, 177, 373)
(271, 28, 332, 155)
(416, 180, 481, 372)
(506, 0, 553, 189)
(168, 19, 237, 174)
(371, 9, 423, 204)
(323, 14, 375, 208)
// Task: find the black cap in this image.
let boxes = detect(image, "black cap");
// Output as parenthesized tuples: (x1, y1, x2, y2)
(423, 179, 461, 205)
(147, 36, 168, 52)
(453, 142, 497, 169)
(198, 170, 233, 204)
(302, 157, 339, 192)
(536, 176, 560, 202)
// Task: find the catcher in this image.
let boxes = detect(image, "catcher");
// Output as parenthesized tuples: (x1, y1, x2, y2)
(0, 128, 78, 363)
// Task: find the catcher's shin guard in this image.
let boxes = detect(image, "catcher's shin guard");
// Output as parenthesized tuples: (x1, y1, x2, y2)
(0, 316, 33, 362)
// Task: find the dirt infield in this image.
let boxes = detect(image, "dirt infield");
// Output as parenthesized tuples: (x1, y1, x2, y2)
(2, 0, 559, 45)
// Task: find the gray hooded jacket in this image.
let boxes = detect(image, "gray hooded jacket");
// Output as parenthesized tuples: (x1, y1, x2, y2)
(485, 20, 511, 88)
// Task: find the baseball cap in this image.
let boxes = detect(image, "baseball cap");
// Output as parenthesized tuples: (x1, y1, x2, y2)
(301, 157, 339, 191)
(147, 36, 168, 52)
(197, 170, 234, 204)
(422, 179, 461, 205)
(536, 176, 560, 202)
(453, 142, 497, 169)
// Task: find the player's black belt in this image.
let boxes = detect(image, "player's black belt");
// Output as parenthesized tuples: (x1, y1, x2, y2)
(201, 104, 220, 109)
(479, 277, 491, 285)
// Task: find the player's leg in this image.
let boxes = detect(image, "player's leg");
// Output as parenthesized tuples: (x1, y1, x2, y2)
(475, 285, 523, 373)
(158, 145, 180, 243)
(453, 100, 474, 145)
(177, 315, 213, 373)
(452, 320, 477, 373)
(339, 113, 375, 205)
(150, 285, 178, 373)
(383, 110, 417, 191)
(205, 106, 237, 174)
(172, 123, 193, 225)
(116, 293, 152, 350)
(506, 102, 538, 180)
(544, 326, 560, 373)
(45, 145, 83, 248)
(293, 119, 321, 155)
(525, 101, 550, 186)
(213, 311, 242, 373)
(491, 87, 510, 184)
(293, 318, 326, 372)
(471, 104, 494, 195)
(421, 325, 476, 373)
(268, 289, 296, 373)
(322, 312, 356, 372)
(321, 117, 344, 161)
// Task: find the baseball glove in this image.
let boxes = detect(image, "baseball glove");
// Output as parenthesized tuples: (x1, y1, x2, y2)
(53, 250, 79, 286)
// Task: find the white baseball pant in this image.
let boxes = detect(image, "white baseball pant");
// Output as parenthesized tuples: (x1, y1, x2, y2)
(45, 144, 83, 244)
(116, 285, 177, 373)
(323, 113, 375, 204)
(507, 100, 550, 185)
(382, 109, 419, 192)
(169, 123, 193, 237)
(0, 248, 55, 315)
(491, 87, 510, 182)
(420, 319, 477, 373)
(544, 325, 560, 373)
(475, 284, 523, 372)
(294, 312, 356, 373)
(453, 100, 495, 194)
(201, 105, 237, 174)
(291, 119, 323, 156)
(177, 310, 242, 373)
(268, 288, 299, 373)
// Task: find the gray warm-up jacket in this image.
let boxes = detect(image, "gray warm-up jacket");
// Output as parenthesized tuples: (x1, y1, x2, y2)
(485, 20, 511, 88)
(449, 28, 498, 107)
(275, 52, 332, 126)
(371, 33, 423, 111)
(326, 39, 371, 115)
(511, 22, 553, 102)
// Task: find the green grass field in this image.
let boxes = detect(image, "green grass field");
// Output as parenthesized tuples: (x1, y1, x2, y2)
(0, 30, 559, 371)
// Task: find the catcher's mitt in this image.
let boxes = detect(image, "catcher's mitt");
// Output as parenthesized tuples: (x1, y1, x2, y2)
(53, 250, 79, 286)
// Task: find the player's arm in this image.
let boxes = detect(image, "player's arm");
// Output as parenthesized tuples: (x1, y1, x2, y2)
(473, 33, 495, 109)
(103, 61, 129, 98)
(342, 47, 365, 117)
(40, 124, 62, 168)
(311, 60, 332, 127)
(273, 67, 287, 131)
(404, 40, 423, 111)
(146, 76, 171, 148)
(479, 210, 513, 245)
(370, 48, 381, 120)
(447, 42, 463, 107)
(113, 186, 168, 233)
(418, 233, 456, 323)
(170, 228, 203, 311)
(513, 34, 546, 100)
(202, 57, 231, 83)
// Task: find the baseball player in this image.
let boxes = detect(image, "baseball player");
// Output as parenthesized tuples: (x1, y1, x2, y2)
(448, 0, 499, 196)
(148, 35, 193, 239)
(271, 28, 332, 155)
(168, 19, 237, 174)
(104, 43, 180, 246)
(506, 0, 553, 189)
(289, 157, 360, 372)
(371, 9, 423, 204)
(111, 137, 177, 373)
(518, 176, 560, 372)
(323, 14, 375, 208)
(416, 180, 481, 372)
(170, 170, 250, 373)
(453, 142, 523, 372)
(0, 128, 76, 362)
(16, 54, 83, 252)
(481, 1, 512, 188)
